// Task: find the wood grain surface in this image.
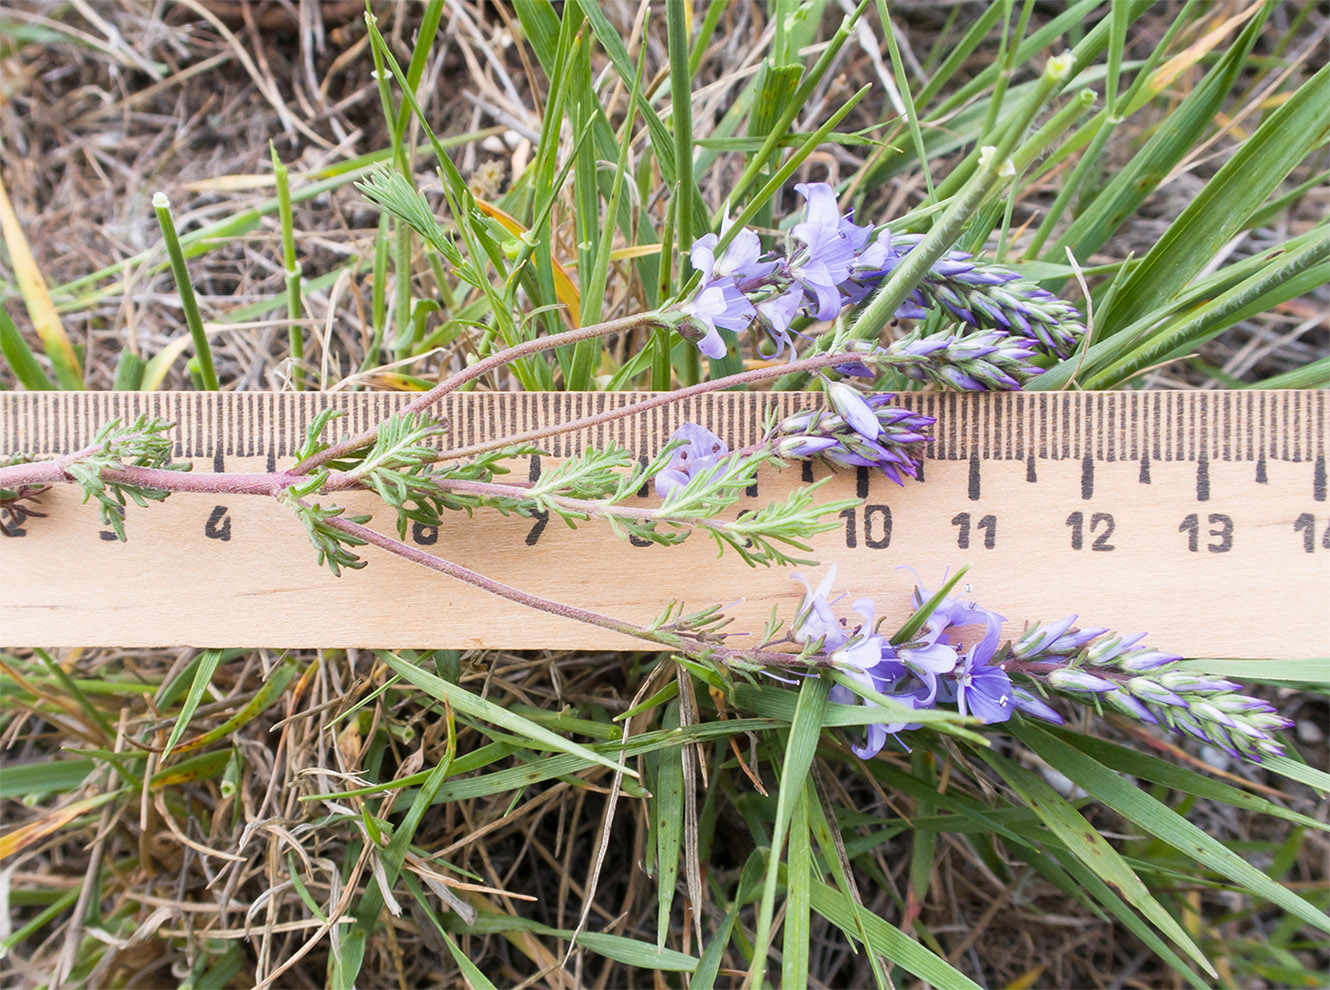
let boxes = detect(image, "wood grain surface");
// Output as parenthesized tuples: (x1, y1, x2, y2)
(2, 390, 1326, 657)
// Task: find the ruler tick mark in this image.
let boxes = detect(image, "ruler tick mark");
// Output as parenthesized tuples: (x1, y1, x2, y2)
(1081, 454, 1094, 500)
(266, 448, 276, 474)
(801, 461, 814, 484)
(1026, 453, 1036, 483)
(1315, 454, 1327, 502)
(1255, 451, 1267, 484)
(636, 455, 649, 498)
(1197, 452, 1210, 502)
(968, 452, 981, 501)
(213, 450, 224, 473)
(1139, 453, 1151, 485)
(856, 466, 869, 500)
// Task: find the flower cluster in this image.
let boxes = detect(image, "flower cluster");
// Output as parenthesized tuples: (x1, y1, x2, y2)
(793, 568, 1018, 758)
(894, 234, 1085, 359)
(774, 384, 935, 486)
(677, 182, 1084, 365)
(653, 381, 936, 496)
(790, 571, 1290, 764)
(1012, 619, 1292, 763)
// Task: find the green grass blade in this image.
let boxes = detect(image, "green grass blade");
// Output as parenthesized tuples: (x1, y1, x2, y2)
(977, 745, 1215, 975)
(781, 784, 813, 990)
(655, 702, 684, 949)
(153, 193, 218, 390)
(667, 0, 694, 277)
(377, 651, 635, 778)
(808, 878, 983, 990)
(1098, 60, 1329, 334)
(1010, 722, 1330, 938)
(748, 672, 830, 990)
(161, 647, 225, 759)
(1263, 755, 1330, 795)
(1050, 727, 1327, 832)
(0, 305, 56, 390)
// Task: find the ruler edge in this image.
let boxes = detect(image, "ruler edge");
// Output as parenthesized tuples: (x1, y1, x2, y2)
(1, 389, 1325, 464)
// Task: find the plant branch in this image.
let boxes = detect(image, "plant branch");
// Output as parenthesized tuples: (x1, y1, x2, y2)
(317, 509, 822, 669)
(291, 311, 663, 475)
(430, 350, 864, 461)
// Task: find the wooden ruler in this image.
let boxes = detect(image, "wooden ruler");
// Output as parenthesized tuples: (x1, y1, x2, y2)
(1, 390, 1327, 658)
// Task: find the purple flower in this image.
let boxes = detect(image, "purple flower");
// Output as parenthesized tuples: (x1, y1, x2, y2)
(790, 183, 856, 320)
(829, 645, 932, 760)
(679, 279, 756, 359)
(827, 382, 881, 440)
(1047, 668, 1117, 693)
(691, 221, 776, 284)
(1083, 632, 1149, 665)
(951, 650, 1014, 724)
(891, 330, 1043, 391)
(1117, 649, 1183, 671)
(774, 393, 935, 486)
(829, 598, 886, 675)
(653, 423, 729, 500)
(754, 287, 805, 356)
(792, 566, 848, 652)
(1013, 616, 1108, 659)
(1010, 687, 1065, 725)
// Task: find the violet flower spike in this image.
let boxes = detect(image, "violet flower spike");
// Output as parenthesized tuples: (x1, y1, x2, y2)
(774, 393, 935, 486)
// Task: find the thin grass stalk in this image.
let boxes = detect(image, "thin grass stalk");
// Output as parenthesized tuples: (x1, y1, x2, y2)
(271, 144, 304, 389)
(153, 193, 218, 391)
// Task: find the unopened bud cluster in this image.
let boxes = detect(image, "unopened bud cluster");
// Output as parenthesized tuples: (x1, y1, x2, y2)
(1012, 617, 1291, 762)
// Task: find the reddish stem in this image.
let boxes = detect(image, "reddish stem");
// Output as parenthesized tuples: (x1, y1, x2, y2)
(319, 510, 822, 669)
(291, 312, 661, 475)
(431, 350, 861, 460)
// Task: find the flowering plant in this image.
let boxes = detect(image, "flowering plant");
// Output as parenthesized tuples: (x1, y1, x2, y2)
(1, 5, 1324, 990)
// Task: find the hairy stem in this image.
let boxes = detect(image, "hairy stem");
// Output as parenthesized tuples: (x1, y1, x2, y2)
(291, 311, 663, 475)
(431, 350, 864, 461)
(319, 510, 820, 669)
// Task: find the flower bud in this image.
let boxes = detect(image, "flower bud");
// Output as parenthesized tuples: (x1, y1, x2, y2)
(1048, 668, 1115, 693)
(1126, 677, 1188, 707)
(1157, 672, 1241, 694)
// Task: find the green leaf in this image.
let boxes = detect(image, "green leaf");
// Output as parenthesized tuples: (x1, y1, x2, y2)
(0, 305, 55, 390)
(655, 702, 684, 949)
(748, 673, 830, 990)
(977, 745, 1214, 975)
(1050, 726, 1327, 832)
(1263, 755, 1330, 795)
(781, 786, 813, 990)
(1049, 2, 1267, 265)
(161, 648, 225, 759)
(1175, 657, 1330, 685)
(1098, 61, 1330, 335)
(377, 651, 637, 779)
(458, 912, 699, 971)
(1009, 722, 1330, 938)
(808, 878, 983, 990)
